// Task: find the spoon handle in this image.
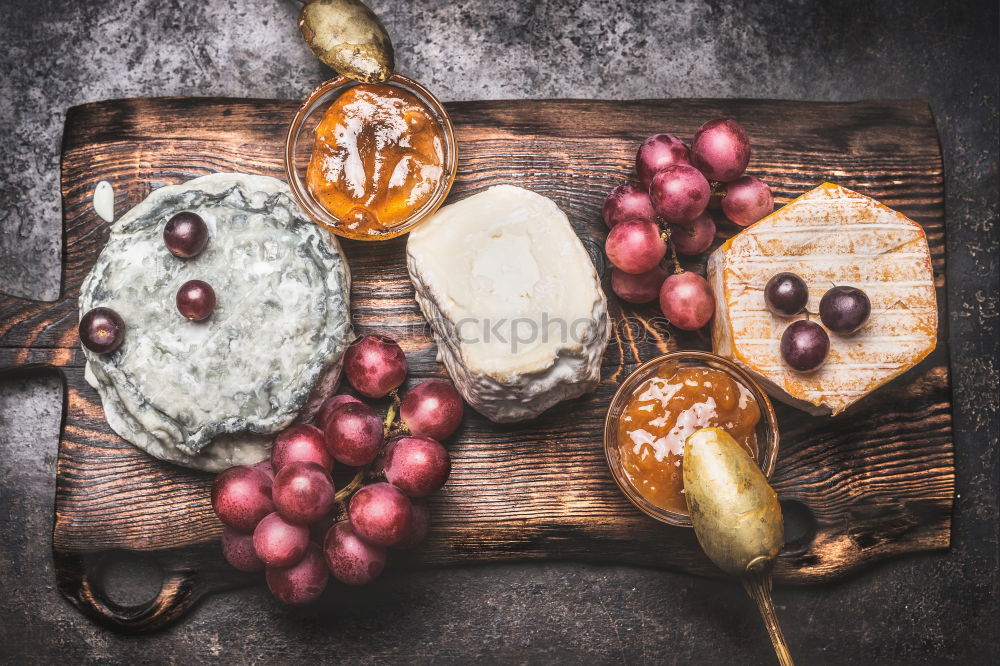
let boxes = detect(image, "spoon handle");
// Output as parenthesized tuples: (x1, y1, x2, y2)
(743, 573, 795, 666)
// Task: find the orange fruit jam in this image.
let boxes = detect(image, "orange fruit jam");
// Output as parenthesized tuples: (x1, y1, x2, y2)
(306, 83, 445, 236)
(617, 365, 760, 515)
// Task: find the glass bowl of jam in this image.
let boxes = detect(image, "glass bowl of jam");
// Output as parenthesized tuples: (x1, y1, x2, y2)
(285, 74, 458, 240)
(604, 350, 779, 528)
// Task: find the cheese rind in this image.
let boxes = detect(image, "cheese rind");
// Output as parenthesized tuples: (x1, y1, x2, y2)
(708, 183, 937, 416)
(407, 185, 610, 422)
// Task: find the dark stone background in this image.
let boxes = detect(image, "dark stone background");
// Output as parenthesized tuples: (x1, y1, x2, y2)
(1, 0, 997, 663)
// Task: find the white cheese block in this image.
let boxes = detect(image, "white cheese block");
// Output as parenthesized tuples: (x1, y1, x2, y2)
(708, 182, 937, 416)
(406, 185, 611, 422)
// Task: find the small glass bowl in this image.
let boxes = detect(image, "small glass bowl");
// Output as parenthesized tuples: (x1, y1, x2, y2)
(284, 74, 458, 241)
(604, 351, 780, 528)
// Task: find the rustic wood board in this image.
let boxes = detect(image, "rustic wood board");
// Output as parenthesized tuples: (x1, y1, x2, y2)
(0, 97, 952, 633)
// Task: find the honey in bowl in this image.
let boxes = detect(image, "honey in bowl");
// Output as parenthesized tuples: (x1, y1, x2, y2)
(306, 83, 445, 236)
(616, 364, 761, 515)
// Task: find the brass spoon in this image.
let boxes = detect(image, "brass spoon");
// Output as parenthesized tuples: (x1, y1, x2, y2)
(683, 427, 794, 666)
(298, 0, 395, 83)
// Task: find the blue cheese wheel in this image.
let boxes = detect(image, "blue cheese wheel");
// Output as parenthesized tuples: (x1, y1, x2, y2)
(80, 174, 352, 471)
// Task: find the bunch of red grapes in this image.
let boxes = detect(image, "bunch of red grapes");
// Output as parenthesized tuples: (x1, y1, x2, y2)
(602, 119, 774, 331)
(210, 335, 464, 605)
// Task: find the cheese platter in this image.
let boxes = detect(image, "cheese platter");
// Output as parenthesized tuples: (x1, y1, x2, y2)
(0, 95, 952, 634)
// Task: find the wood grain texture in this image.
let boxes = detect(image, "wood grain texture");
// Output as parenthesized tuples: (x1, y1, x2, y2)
(0, 96, 952, 633)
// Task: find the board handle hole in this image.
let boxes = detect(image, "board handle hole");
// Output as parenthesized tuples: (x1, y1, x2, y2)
(779, 500, 817, 557)
(92, 551, 164, 610)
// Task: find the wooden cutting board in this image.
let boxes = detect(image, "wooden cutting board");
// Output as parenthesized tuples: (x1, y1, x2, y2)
(0, 97, 952, 633)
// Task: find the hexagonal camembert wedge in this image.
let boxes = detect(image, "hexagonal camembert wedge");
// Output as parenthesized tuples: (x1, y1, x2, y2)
(707, 182, 937, 416)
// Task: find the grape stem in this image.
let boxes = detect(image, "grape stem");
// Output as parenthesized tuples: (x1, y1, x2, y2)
(659, 227, 684, 275)
(383, 389, 401, 434)
(710, 180, 726, 201)
(332, 503, 350, 523)
(383, 388, 410, 437)
(334, 468, 366, 503)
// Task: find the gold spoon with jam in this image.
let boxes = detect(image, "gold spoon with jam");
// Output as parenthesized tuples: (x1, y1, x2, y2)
(683, 427, 794, 666)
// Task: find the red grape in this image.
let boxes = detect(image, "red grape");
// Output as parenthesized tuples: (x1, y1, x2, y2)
(252, 459, 276, 481)
(659, 272, 715, 331)
(400, 380, 464, 440)
(163, 211, 209, 259)
(819, 286, 871, 334)
(636, 133, 690, 189)
(605, 219, 666, 275)
(266, 543, 328, 605)
(349, 482, 413, 547)
(343, 335, 408, 398)
(324, 402, 384, 467)
(395, 499, 430, 550)
(669, 212, 716, 256)
(176, 279, 216, 321)
(611, 266, 668, 304)
(221, 526, 264, 572)
(649, 164, 710, 224)
(383, 435, 451, 497)
(253, 512, 310, 567)
(272, 461, 335, 524)
(316, 394, 361, 430)
(211, 465, 274, 532)
(722, 175, 773, 226)
(690, 118, 750, 182)
(780, 320, 830, 372)
(602, 183, 656, 228)
(271, 424, 332, 473)
(79, 307, 126, 354)
(323, 521, 387, 585)
(765, 272, 808, 317)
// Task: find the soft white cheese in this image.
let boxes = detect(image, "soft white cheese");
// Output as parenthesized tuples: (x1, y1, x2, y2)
(407, 185, 610, 422)
(708, 183, 937, 416)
